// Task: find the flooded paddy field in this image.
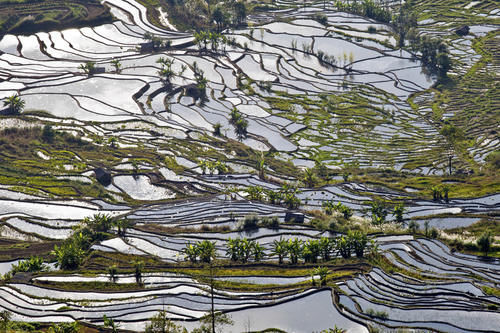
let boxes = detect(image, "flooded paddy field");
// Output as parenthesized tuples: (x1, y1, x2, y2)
(0, 0, 498, 331)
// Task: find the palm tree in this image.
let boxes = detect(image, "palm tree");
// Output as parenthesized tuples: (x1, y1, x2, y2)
(284, 192, 301, 210)
(336, 236, 351, 259)
(424, 220, 430, 237)
(320, 326, 346, 333)
(246, 186, 264, 201)
(226, 238, 241, 262)
(133, 260, 144, 285)
(349, 231, 368, 258)
(144, 32, 163, 50)
(238, 238, 252, 263)
(198, 240, 217, 263)
(302, 168, 317, 187)
(108, 136, 118, 148)
(229, 107, 241, 124)
(272, 238, 289, 264)
(206, 161, 216, 175)
(211, 8, 227, 33)
(303, 239, 320, 263)
(340, 205, 353, 220)
(431, 185, 441, 201)
(322, 200, 335, 215)
(198, 160, 208, 175)
(257, 152, 266, 179)
(113, 218, 131, 237)
(209, 31, 221, 51)
(103, 315, 119, 333)
(393, 203, 405, 223)
(233, 1, 247, 25)
(108, 265, 118, 283)
(319, 237, 334, 261)
(79, 61, 96, 75)
(251, 242, 265, 262)
(3, 94, 25, 114)
(313, 266, 330, 286)
(287, 238, 303, 264)
(111, 58, 122, 73)
(234, 117, 249, 141)
(442, 185, 450, 202)
(83, 213, 114, 233)
(266, 189, 283, 205)
(184, 242, 200, 263)
(157, 58, 175, 88)
(194, 31, 209, 51)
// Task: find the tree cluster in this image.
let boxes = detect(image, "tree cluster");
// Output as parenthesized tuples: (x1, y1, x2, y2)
(183, 233, 372, 266)
(392, 0, 452, 78)
(183, 240, 217, 264)
(322, 201, 353, 219)
(194, 30, 231, 53)
(3, 256, 47, 280)
(198, 159, 228, 175)
(335, 0, 391, 23)
(51, 214, 130, 270)
(272, 232, 370, 264)
(245, 184, 302, 210)
(190, 61, 208, 98)
(226, 237, 265, 262)
(143, 32, 171, 50)
(430, 184, 450, 202)
(156, 57, 176, 88)
(229, 107, 249, 141)
(417, 36, 452, 77)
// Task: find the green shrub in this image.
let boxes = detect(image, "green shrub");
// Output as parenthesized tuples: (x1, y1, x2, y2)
(313, 14, 328, 25)
(477, 231, 493, 256)
(365, 308, 388, 320)
(485, 151, 500, 170)
(41, 125, 55, 143)
(408, 220, 419, 234)
(261, 216, 279, 229)
(10, 256, 46, 274)
(241, 215, 259, 230)
(487, 303, 498, 311)
(52, 243, 86, 270)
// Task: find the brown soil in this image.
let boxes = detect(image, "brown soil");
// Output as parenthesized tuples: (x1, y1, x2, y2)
(0, 238, 59, 261)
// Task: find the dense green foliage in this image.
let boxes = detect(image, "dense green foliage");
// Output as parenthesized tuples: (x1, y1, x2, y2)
(2, 95, 25, 114)
(145, 311, 187, 333)
(51, 214, 114, 269)
(335, 0, 391, 23)
(477, 231, 494, 256)
(9, 256, 46, 275)
(183, 240, 217, 263)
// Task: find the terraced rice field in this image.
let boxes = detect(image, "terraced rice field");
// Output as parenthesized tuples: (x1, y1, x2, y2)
(0, 0, 498, 331)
